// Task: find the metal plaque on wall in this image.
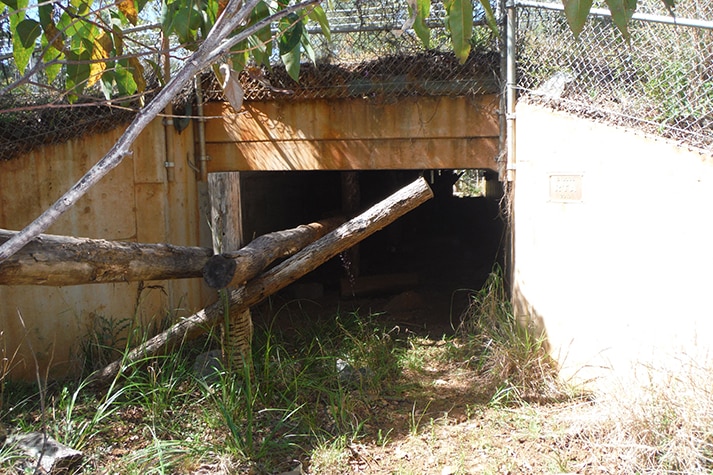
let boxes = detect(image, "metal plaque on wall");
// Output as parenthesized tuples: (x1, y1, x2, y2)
(549, 174, 583, 203)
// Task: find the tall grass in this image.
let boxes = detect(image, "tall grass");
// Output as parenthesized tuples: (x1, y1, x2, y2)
(1, 269, 573, 472)
(456, 267, 567, 405)
(565, 356, 713, 473)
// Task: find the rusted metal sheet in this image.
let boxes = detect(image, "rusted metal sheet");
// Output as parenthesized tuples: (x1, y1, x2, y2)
(204, 95, 500, 171)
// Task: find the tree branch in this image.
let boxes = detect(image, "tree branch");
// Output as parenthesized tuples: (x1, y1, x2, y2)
(0, 0, 321, 263)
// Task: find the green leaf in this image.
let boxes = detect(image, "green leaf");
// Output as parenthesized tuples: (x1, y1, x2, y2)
(301, 26, 316, 65)
(66, 49, 91, 100)
(308, 5, 331, 42)
(200, 0, 219, 34)
(412, 0, 430, 49)
(171, 6, 199, 44)
(479, 0, 498, 34)
(278, 13, 303, 55)
(562, 0, 593, 38)
(248, 0, 272, 65)
(16, 19, 41, 49)
(605, 0, 636, 40)
(12, 41, 33, 74)
(58, 11, 88, 38)
(189, 4, 203, 30)
(661, 0, 675, 16)
(115, 60, 138, 96)
(281, 42, 301, 82)
(230, 39, 249, 71)
(445, 0, 473, 64)
(8, 0, 29, 73)
(38, 3, 52, 28)
(0, 0, 19, 9)
(160, 0, 175, 32)
(41, 40, 63, 83)
(100, 69, 115, 99)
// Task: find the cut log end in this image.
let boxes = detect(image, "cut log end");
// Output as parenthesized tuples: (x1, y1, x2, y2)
(203, 255, 237, 289)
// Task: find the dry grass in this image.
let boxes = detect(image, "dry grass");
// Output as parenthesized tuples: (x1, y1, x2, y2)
(554, 356, 713, 474)
(2, 272, 713, 474)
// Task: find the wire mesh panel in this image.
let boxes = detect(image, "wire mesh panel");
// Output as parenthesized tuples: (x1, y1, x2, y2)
(516, 0, 713, 150)
(1, 0, 501, 161)
(202, 1, 501, 102)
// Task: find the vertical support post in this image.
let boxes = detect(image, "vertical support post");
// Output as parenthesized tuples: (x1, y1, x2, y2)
(497, 0, 508, 182)
(195, 76, 209, 182)
(162, 32, 175, 184)
(207, 172, 253, 374)
(504, 0, 518, 297)
(505, 0, 517, 183)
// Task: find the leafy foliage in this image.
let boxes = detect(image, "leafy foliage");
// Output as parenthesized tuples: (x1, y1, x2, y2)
(0, 0, 680, 99)
(0, 0, 329, 103)
(561, 0, 671, 41)
(410, 0, 678, 63)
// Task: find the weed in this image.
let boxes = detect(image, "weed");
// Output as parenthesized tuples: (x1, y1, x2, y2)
(0, 282, 592, 474)
(78, 314, 132, 374)
(376, 427, 393, 446)
(408, 400, 432, 436)
(53, 373, 133, 449)
(568, 357, 713, 473)
(308, 434, 353, 474)
(0, 330, 22, 416)
(457, 267, 567, 405)
(128, 429, 187, 473)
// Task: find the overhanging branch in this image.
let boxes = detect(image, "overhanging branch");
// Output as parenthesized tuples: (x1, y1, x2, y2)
(0, 0, 322, 263)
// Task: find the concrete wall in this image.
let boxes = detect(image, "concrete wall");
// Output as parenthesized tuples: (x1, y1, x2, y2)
(0, 118, 214, 380)
(513, 102, 713, 387)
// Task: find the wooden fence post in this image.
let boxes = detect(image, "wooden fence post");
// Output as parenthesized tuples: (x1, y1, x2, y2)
(207, 172, 253, 373)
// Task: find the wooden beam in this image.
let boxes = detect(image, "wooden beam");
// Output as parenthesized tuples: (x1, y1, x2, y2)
(0, 230, 212, 286)
(205, 137, 500, 171)
(90, 177, 434, 386)
(0, 217, 344, 287)
(203, 95, 501, 171)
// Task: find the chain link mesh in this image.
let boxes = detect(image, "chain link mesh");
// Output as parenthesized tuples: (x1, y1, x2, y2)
(517, 0, 713, 151)
(203, 0, 500, 103)
(0, 1, 500, 160)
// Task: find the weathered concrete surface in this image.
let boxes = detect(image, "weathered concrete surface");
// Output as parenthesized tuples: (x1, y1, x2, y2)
(513, 101, 713, 388)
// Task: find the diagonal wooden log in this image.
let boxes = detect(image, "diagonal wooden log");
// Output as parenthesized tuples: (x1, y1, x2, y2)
(203, 216, 345, 289)
(90, 177, 433, 386)
(0, 217, 343, 286)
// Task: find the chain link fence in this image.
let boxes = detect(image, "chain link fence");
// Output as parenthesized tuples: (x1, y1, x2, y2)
(2, 0, 710, 160)
(516, 0, 713, 151)
(225, 0, 500, 102)
(0, 0, 500, 160)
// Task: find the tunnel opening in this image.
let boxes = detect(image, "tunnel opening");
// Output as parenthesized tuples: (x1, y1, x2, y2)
(238, 169, 506, 334)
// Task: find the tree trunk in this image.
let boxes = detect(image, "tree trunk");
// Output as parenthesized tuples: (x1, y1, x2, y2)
(90, 177, 433, 386)
(0, 217, 344, 286)
(0, 230, 213, 286)
(203, 216, 345, 289)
